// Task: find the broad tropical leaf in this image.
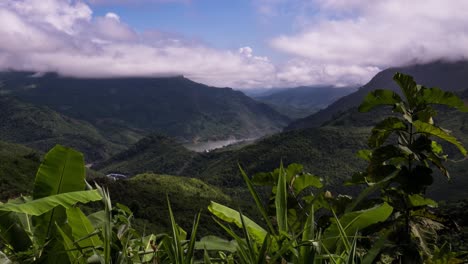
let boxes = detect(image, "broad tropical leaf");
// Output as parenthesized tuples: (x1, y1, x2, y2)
(195, 236, 238, 252)
(0, 190, 102, 215)
(32, 145, 86, 244)
(358, 89, 403, 112)
(323, 202, 393, 251)
(420, 87, 468, 112)
(56, 224, 82, 264)
(292, 173, 323, 195)
(413, 120, 467, 156)
(66, 207, 103, 249)
(87, 210, 106, 229)
(393, 72, 419, 108)
(408, 194, 437, 208)
(208, 201, 267, 244)
(33, 145, 85, 199)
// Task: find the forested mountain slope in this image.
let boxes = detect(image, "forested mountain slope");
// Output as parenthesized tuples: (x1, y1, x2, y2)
(255, 86, 355, 119)
(287, 61, 468, 130)
(1, 72, 289, 142)
(0, 96, 124, 161)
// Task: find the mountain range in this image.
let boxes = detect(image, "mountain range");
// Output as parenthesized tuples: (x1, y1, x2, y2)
(0, 72, 289, 145)
(94, 61, 468, 201)
(2, 61, 468, 236)
(287, 61, 468, 130)
(254, 86, 356, 119)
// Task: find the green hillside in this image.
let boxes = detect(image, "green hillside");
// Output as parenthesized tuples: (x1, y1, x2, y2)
(255, 86, 355, 119)
(94, 173, 233, 235)
(96, 126, 370, 191)
(287, 61, 468, 130)
(0, 141, 41, 201)
(193, 126, 369, 188)
(95, 134, 197, 175)
(96, 91, 468, 201)
(0, 96, 125, 162)
(1, 72, 289, 142)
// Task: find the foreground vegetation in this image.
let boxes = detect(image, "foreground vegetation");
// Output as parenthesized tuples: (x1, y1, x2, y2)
(1, 73, 467, 263)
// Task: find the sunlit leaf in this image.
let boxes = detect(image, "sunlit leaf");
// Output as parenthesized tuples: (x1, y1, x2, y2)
(413, 120, 467, 156)
(66, 207, 102, 249)
(393, 72, 419, 108)
(420, 87, 468, 112)
(323, 203, 393, 251)
(195, 236, 238, 252)
(358, 89, 403, 112)
(0, 190, 102, 215)
(408, 194, 437, 208)
(208, 201, 267, 244)
(292, 173, 323, 195)
(32, 145, 86, 244)
(33, 145, 85, 200)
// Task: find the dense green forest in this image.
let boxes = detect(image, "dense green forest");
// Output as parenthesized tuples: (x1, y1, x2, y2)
(1, 73, 467, 263)
(0, 72, 289, 143)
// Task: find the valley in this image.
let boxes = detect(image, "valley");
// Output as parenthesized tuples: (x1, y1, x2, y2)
(3, 62, 468, 201)
(2, 2, 468, 262)
(183, 137, 257, 152)
(1, 61, 468, 262)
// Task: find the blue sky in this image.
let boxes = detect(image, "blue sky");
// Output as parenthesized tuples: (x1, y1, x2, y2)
(89, 0, 294, 62)
(1, 0, 468, 88)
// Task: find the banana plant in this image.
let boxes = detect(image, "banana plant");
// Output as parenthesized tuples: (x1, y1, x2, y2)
(0, 145, 102, 263)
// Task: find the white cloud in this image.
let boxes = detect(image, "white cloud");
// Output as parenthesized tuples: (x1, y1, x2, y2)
(1, 0, 468, 88)
(105, 12, 120, 21)
(1, 0, 92, 34)
(271, 0, 468, 85)
(0, 0, 279, 88)
(92, 13, 136, 41)
(86, 0, 190, 5)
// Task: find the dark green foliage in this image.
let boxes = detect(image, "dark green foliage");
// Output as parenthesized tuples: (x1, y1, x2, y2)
(2, 68, 468, 262)
(0, 145, 102, 263)
(197, 126, 368, 187)
(97, 126, 369, 191)
(95, 134, 198, 175)
(0, 141, 40, 201)
(2, 72, 289, 142)
(94, 173, 233, 236)
(351, 72, 468, 262)
(0, 96, 125, 161)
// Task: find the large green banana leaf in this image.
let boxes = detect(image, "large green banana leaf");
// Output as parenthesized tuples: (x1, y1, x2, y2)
(0, 190, 102, 215)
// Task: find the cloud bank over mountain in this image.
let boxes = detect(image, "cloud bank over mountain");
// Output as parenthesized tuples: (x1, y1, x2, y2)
(271, 0, 468, 85)
(0, 0, 467, 88)
(0, 0, 275, 88)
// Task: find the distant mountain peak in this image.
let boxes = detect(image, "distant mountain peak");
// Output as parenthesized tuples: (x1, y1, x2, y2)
(1, 71, 289, 142)
(286, 60, 468, 130)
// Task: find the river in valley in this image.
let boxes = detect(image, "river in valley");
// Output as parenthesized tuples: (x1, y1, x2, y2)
(183, 138, 256, 152)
